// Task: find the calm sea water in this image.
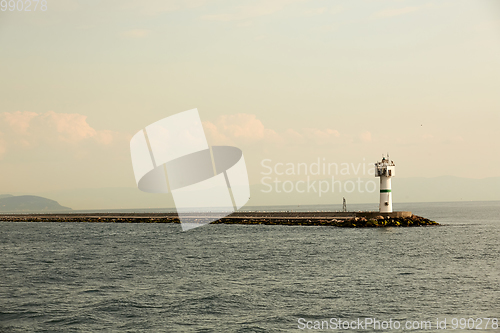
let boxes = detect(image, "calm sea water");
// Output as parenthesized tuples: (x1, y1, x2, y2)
(1, 201, 499, 332)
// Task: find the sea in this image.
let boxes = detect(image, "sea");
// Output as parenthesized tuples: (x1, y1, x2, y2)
(1, 201, 499, 332)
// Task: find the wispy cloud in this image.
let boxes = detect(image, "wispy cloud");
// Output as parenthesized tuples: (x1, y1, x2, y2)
(203, 114, 280, 144)
(360, 131, 372, 143)
(0, 136, 6, 159)
(0, 111, 125, 159)
(203, 113, 340, 146)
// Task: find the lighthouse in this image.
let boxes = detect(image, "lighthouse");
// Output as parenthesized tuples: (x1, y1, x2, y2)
(375, 154, 395, 213)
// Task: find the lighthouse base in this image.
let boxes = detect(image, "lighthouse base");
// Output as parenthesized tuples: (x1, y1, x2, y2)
(355, 211, 412, 219)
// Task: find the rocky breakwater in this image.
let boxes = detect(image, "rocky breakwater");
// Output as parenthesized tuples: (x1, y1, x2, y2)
(0, 212, 439, 227)
(329, 215, 439, 228)
(212, 214, 439, 227)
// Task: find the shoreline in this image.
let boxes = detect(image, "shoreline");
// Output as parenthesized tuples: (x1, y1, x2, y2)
(0, 212, 439, 227)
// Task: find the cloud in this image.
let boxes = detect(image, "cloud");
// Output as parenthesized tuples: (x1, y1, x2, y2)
(0, 134, 5, 159)
(202, 0, 301, 21)
(203, 114, 280, 145)
(422, 133, 434, 140)
(372, 6, 420, 19)
(3, 111, 38, 134)
(43, 111, 100, 143)
(121, 29, 151, 39)
(302, 128, 340, 145)
(0, 111, 122, 158)
(203, 113, 340, 147)
(360, 131, 372, 143)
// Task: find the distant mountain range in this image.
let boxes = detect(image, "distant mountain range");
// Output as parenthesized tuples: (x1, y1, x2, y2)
(0, 195, 72, 212)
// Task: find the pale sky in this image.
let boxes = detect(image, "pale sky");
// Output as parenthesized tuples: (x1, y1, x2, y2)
(1, 0, 499, 196)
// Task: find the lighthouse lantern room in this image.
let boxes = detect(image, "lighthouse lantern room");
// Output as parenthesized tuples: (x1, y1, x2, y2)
(375, 154, 395, 213)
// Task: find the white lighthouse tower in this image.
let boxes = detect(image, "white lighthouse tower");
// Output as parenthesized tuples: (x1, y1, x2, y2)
(375, 154, 395, 213)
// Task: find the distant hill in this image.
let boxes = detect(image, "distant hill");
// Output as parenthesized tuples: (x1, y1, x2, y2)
(0, 194, 14, 199)
(35, 187, 174, 211)
(0, 195, 72, 212)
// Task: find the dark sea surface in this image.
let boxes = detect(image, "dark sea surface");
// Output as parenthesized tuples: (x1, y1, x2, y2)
(1, 201, 499, 332)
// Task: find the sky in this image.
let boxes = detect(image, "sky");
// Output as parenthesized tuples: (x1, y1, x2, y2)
(0, 0, 499, 205)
